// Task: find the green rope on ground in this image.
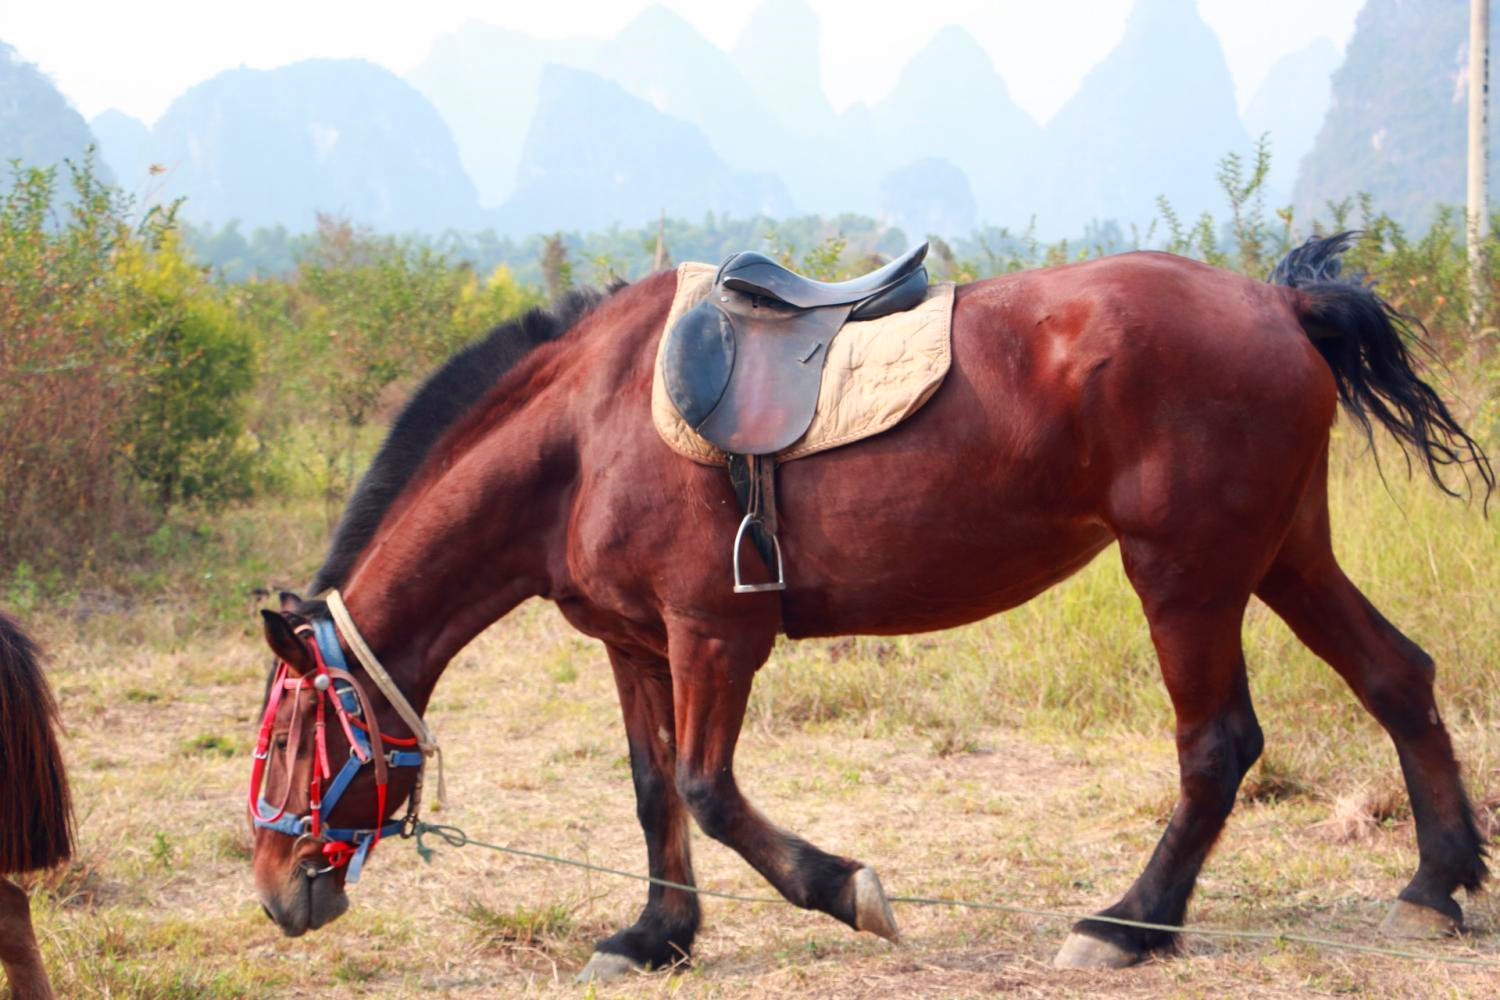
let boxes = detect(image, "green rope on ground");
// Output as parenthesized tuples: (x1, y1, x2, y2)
(412, 822, 781, 903)
(409, 821, 1500, 969)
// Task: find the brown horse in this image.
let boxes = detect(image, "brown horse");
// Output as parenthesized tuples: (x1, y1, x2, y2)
(0, 612, 73, 1000)
(250, 234, 1492, 978)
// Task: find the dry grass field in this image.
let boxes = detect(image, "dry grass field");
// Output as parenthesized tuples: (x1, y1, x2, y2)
(13, 433, 1500, 998)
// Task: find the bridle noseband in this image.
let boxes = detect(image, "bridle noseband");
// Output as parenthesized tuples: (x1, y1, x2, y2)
(248, 606, 430, 882)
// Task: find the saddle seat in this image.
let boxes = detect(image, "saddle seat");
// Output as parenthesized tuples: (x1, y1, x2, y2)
(717, 241, 929, 318)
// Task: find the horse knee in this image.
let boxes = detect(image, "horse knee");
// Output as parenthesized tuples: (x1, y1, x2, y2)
(1181, 711, 1262, 817)
(676, 772, 736, 842)
(628, 754, 672, 829)
(1235, 712, 1265, 777)
(1361, 646, 1438, 737)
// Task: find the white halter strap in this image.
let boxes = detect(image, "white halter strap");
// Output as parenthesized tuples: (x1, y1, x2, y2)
(325, 588, 446, 810)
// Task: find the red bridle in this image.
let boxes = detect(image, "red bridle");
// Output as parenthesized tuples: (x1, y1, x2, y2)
(248, 622, 423, 878)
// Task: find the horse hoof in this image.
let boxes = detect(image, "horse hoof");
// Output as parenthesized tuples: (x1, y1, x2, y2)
(1380, 899, 1461, 939)
(575, 951, 644, 983)
(1053, 932, 1142, 969)
(852, 867, 901, 943)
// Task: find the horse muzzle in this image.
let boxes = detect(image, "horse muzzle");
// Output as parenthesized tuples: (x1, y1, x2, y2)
(259, 865, 349, 937)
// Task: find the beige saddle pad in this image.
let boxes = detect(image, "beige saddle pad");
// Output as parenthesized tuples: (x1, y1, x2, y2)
(652, 262, 955, 465)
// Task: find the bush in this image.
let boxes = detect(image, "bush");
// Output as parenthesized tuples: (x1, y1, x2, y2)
(117, 233, 258, 506)
(1, 158, 149, 568)
(0, 157, 257, 570)
(251, 216, 545, 508)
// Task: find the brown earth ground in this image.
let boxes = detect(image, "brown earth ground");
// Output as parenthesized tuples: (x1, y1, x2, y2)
(19, 612, 1500, 997)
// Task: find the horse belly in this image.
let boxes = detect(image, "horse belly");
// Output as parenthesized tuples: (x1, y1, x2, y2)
(781, 521, 1114, 637)
(773, 439, 1115, 638)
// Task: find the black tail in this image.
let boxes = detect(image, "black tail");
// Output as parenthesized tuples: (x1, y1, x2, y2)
(0, 611, 73, 874)
(1271, 232, 1495, 501)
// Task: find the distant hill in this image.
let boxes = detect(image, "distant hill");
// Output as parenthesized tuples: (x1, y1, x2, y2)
(1242, 37, 1341, 205)
(409, 7, 800, 210)
(1028, 0, 1251, 237)
(731, 0, 836, 141)
(24, 1, 1386, 241)
(143, 59, 481, 231)
(1292, 0, 1488, 231)
(0, 41, 109, 181)
(591, 6, 790, 178)
(407, 22, 596, 208)
(407, 5, 1034, 224)
(410, 6, 799, 210)
(90, 109, 151, 192)
(729, 0, 860, 213)
(871, 26, 1040, 224)
(880, 158, 978, 238)
(496, 65, 794, 235)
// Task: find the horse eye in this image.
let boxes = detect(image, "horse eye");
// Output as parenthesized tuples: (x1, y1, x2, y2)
(274, 735, 288, 751)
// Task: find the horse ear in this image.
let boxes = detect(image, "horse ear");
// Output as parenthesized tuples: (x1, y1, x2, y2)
(279, 591, 303, 613)
(261, 610, 312, 675)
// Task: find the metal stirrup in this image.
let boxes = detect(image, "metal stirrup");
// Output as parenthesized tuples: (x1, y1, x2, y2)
(732, 455, 786, 593)
(732, 513, 786, 593)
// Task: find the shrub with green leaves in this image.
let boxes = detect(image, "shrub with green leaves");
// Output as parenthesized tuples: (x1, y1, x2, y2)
(257, 216, 544, 508)
(118, 233, 258, 507)
(0, 157, 256, 569)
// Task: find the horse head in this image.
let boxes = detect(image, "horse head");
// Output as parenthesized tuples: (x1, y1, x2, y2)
(248, 593, 424, 937)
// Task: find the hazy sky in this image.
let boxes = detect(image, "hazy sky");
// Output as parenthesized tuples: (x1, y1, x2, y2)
(1, 0, 1365, 126)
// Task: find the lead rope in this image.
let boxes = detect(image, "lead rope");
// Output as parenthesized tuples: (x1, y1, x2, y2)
(405, 820, 1500, 970)
(324, 589, 447, 813)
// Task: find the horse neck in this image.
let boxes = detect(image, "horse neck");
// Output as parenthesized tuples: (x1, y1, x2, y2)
(336, 397, 576, 712)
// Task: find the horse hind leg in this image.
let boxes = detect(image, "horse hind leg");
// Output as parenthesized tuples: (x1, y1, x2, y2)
(1057, 531, 1264, 968)
(1255, 497, 1486, 936)
(0, 877, 54, 1000)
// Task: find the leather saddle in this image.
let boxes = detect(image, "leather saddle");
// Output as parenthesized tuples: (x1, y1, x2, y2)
(664, 242, 929, 456)
(662, 242, 931, 592)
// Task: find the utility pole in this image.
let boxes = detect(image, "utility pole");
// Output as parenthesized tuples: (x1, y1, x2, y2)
(1469, 0, 1489, 328)
(653, 210, 671, 272)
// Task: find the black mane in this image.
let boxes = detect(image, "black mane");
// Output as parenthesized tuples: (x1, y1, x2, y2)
(310, 288, 609, 592)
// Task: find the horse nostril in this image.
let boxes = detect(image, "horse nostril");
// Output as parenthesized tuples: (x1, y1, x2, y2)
(261, 903, 274, 922)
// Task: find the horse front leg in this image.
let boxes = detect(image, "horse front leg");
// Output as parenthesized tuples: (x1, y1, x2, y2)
(577, 645, 700, 982)
(0, 877, 54, 1000)
(666, 619, 900, 942)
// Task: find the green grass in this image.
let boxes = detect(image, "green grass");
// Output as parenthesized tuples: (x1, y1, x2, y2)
(459, 900, 578, 953)
(181, 733, 240, 758)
